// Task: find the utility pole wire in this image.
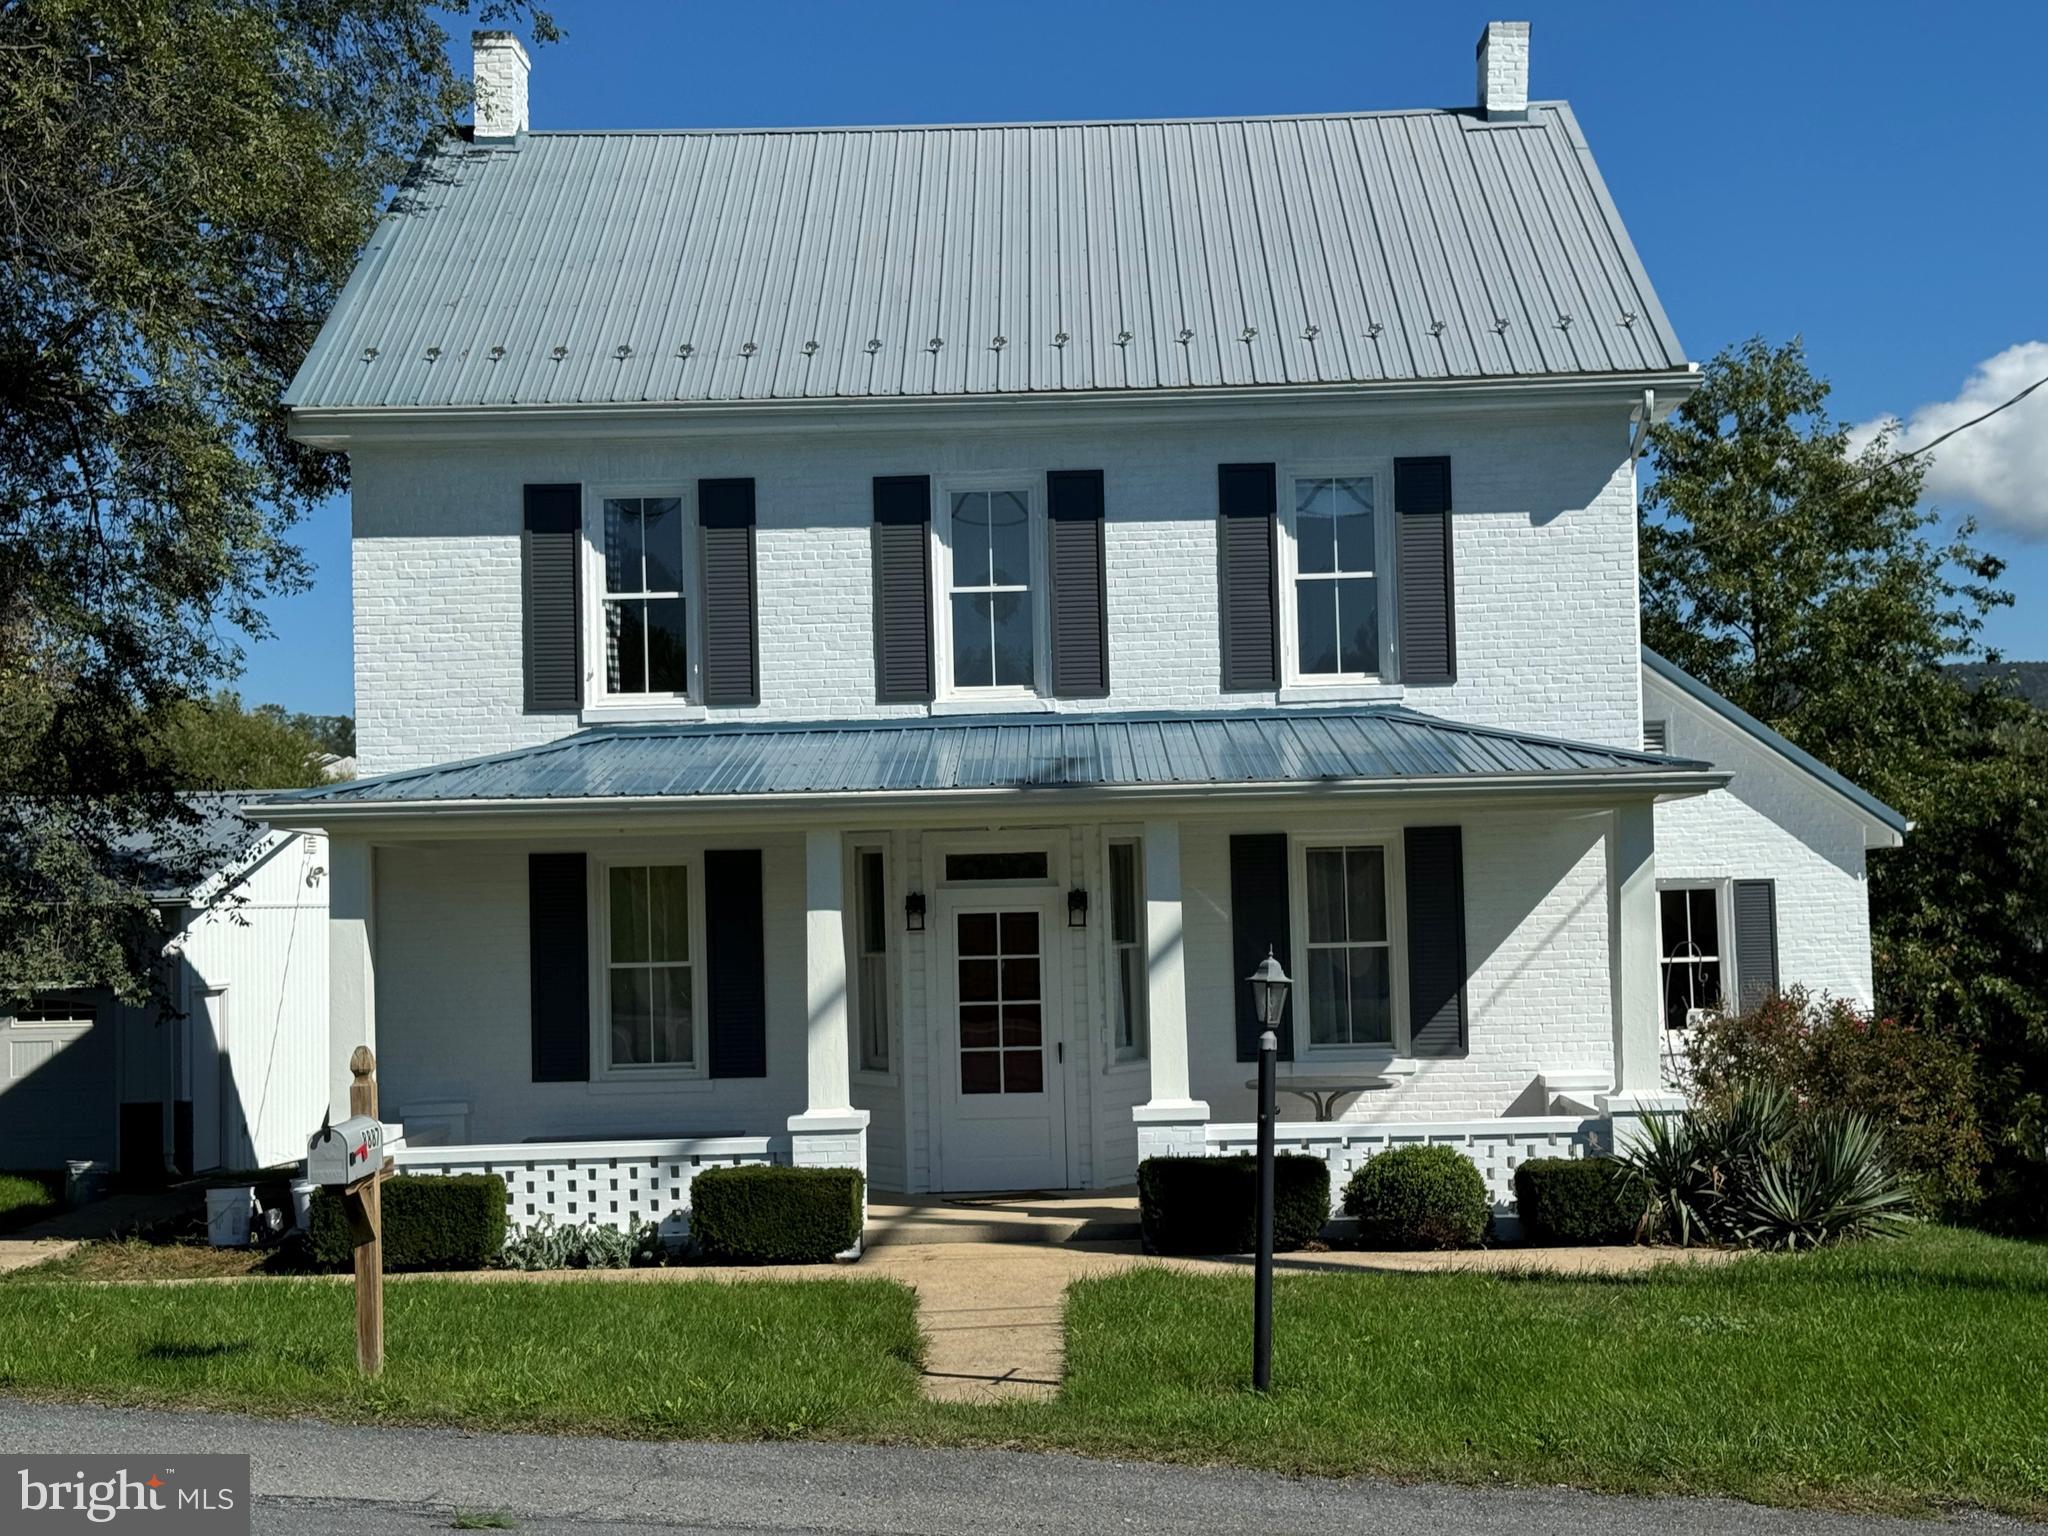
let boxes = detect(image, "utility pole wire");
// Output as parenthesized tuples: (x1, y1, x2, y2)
(1852, 371, 2048, 486)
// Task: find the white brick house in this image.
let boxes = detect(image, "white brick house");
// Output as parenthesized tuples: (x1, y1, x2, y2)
(250, 24, 1905, 1235)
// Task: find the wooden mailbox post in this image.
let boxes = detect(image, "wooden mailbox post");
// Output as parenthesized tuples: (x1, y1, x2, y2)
(345, 1046, 386, 1376)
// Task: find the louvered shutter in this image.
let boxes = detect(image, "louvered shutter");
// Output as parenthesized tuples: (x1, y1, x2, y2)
(523, 484, 582, 712)
(1404, 826, 1468, 1057)
(1047, 469, 1108, 697)
(1732, 880, 1780, 1013)
(705, 849, 767, 1078)
(1229, 833, 1294, 1062)
(1393, 457, 1456, 685)
(699, 478, 759, 706)
(528, 852, 590, 1082)
(872, 476, 933, 703)
(1218, 463, 1278, 690)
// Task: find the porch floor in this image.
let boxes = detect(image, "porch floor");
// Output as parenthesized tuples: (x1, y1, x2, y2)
(865, 1190, 1141, 1249)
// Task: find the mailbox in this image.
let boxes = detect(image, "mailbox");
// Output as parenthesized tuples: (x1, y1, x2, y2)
(307, 1114, 384, 1188)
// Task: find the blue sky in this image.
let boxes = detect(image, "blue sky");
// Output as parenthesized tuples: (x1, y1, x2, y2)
(241, 1, 2048, 716)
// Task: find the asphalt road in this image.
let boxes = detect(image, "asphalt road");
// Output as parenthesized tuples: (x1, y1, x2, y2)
(0, 1399, 2019, 1535)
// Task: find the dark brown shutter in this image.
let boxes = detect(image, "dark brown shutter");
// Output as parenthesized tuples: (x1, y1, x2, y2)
(1404, 825, 1467, 1057)
(1047, 469, 1108, 697)
(523, 484, 582, 712)
(529, 852, 590, 1082)
(1218, 463, 1278, 690)
(1229, 833, 1294, 1062)
(1394, 457, 1456, 685)
(705, 849, 767, 1078)
(699, 478, 759, 707)
(872, 475, 933, 703)
(1733, 880, 1780, 1013)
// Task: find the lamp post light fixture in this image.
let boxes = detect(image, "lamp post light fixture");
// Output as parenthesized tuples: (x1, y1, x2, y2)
(903, 890, 927, 934)
(1246, 946, 1291, 1393)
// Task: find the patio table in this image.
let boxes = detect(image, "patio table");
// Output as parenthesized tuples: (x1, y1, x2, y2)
(1242, 1074, 1395, 1122)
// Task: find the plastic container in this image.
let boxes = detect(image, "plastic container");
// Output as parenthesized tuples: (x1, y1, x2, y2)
(63, 1159, 108, 1209)
(205, 1186, 257, 1247)
(289, 1178, 317, 1232)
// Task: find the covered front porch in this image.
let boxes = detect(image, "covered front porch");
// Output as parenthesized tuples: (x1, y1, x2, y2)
(252, 706, 1723, 1239)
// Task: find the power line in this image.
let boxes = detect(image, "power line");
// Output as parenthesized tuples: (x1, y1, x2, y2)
(1857, 370, 2048, 482)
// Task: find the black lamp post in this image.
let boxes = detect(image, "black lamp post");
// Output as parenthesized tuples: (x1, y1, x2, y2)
(1246, 947, 1291, 1393)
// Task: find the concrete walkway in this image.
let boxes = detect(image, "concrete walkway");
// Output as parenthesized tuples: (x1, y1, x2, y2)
(0, 1238, 78, 1275)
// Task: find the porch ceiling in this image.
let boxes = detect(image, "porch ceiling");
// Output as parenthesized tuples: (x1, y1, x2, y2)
(247, 706, 1724, 823)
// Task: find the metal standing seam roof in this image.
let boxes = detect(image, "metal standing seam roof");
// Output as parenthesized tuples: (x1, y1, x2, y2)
(285, 102, 1685, 412)
(255, 707, 1716, 812)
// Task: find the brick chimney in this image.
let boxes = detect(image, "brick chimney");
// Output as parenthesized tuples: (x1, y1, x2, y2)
(1476, 21, 1530, 121)
(472, 31, 530, 141)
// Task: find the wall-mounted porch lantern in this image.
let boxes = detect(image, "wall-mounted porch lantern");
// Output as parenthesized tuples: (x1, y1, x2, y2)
(1066, 886, 1089, 928)
(904, 890, 927, 933)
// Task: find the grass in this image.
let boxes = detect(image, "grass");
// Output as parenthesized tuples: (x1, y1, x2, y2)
(0, 1226, 2040, 1517)
(15, 1239, 281, 1282)
(964, 1225, 2048, 1517)
(0, 1171, 61, 1234)
(0, 1275, 924, 1441)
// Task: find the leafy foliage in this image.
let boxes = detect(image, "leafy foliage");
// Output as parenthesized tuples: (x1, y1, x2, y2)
(157, 691, 350, 790)
(1640, 336, 2048, 1227)
(1683, 987, 1987, 1215)
(1340, 1144, 1490, 1249)
(687, 1165, 865, 1265)
(0, 0, 551, 1007)
(1136, 1154, 1331, 1254)
(1617, 1083, 1913, 1249)
(1512, 1157, 1644, 1244)
(501, 1214, 660, 1271)
(308, 1174, 508, 1271)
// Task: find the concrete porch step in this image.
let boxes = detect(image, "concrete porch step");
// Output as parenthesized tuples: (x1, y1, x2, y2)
(865, 1192, 1142, 1248)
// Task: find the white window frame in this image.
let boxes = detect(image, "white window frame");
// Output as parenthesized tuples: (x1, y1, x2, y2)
(1657, 878, 1733, 1031)
(1287, 831, 1410, 1060)
(1277, 465, 1398, 696)
(588, 854, 709, 1081)
(848, 840, 896, 1080)
(581, 484, 705, 721)
(1103, 831, 1149, 1064)
(931, 473, 1049, 707)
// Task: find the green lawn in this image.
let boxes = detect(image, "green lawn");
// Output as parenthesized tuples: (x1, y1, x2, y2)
(0, 1171, 60, 1234)
(1, 1228, 2041, 1518)
(0, 1276, 924, 1439)
(981, 1226, 2048, 1517)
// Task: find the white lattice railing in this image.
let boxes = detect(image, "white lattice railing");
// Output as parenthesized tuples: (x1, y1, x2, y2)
(1204, 1117, 1599, 1217)
(394, 1136, 778, 1241)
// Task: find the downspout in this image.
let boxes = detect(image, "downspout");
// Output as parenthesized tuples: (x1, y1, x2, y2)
(1629, 387, 1657, 461)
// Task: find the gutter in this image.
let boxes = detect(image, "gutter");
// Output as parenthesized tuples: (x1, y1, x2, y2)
(244, 767, 1732, 831)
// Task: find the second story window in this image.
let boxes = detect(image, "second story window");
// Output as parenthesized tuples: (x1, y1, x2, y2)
(940, 485, 1039, 696)
(600, 494, 690, 698)
(1287, 474, 1384, 683)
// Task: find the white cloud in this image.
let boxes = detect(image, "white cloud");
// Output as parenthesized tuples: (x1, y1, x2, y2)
(1848, 341, 2048, 537)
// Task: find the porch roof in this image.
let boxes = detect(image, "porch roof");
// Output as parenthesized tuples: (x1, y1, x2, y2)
(248, 706, 1723, 822)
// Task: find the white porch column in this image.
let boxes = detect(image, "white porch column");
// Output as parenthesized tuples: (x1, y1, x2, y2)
(1134, 819, 1209, 1162)
(1600, 799, 1683, 1144)
(327, 835, 375, 1123)
(790, 830, 868, 1174)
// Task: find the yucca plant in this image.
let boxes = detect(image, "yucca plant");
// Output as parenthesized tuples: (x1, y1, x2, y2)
(1616, 1110, 1718, 1245)
(1739, 1112, 1915, 1251)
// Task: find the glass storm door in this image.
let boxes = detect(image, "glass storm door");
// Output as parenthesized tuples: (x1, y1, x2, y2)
(936, 896, 1069, 1191)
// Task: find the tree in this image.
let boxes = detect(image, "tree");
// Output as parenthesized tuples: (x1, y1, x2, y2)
(158, 692, 350, 790)
(1641, 337, 2048, 1222)
(0, 0, 551, 1006)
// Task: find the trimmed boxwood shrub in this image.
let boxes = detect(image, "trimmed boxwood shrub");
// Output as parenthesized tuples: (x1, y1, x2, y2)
(689, 1165, 864, 1264)
(1342, 1145, 1489, 1249)
(1513, 1156, 1644, 1244)
(1137, 1154, 1331, 1255)
(308, 1173, 508, 1271)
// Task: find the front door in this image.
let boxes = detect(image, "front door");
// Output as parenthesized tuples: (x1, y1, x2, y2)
(935, 893, 1069, 1191)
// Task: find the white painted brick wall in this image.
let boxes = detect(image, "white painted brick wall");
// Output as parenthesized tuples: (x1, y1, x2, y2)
(1646, 671, 1877, 1005)
(348, 405, 1642, 774)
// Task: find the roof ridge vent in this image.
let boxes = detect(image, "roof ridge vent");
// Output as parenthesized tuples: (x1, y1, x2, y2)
(1476, 21, 1530, 122)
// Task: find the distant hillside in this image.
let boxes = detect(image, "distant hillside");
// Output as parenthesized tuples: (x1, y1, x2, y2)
(1950, 661, 2048, 709)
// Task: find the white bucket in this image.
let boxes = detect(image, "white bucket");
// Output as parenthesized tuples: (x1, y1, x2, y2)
(289, 1178, 317, 1232)
(205, 1186, 256, 1247)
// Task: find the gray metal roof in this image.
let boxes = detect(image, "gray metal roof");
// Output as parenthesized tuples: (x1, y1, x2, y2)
(286, 103, 1684, 412)
(257, 707, 1714, 814)
(1641, 649, 1911, 839)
